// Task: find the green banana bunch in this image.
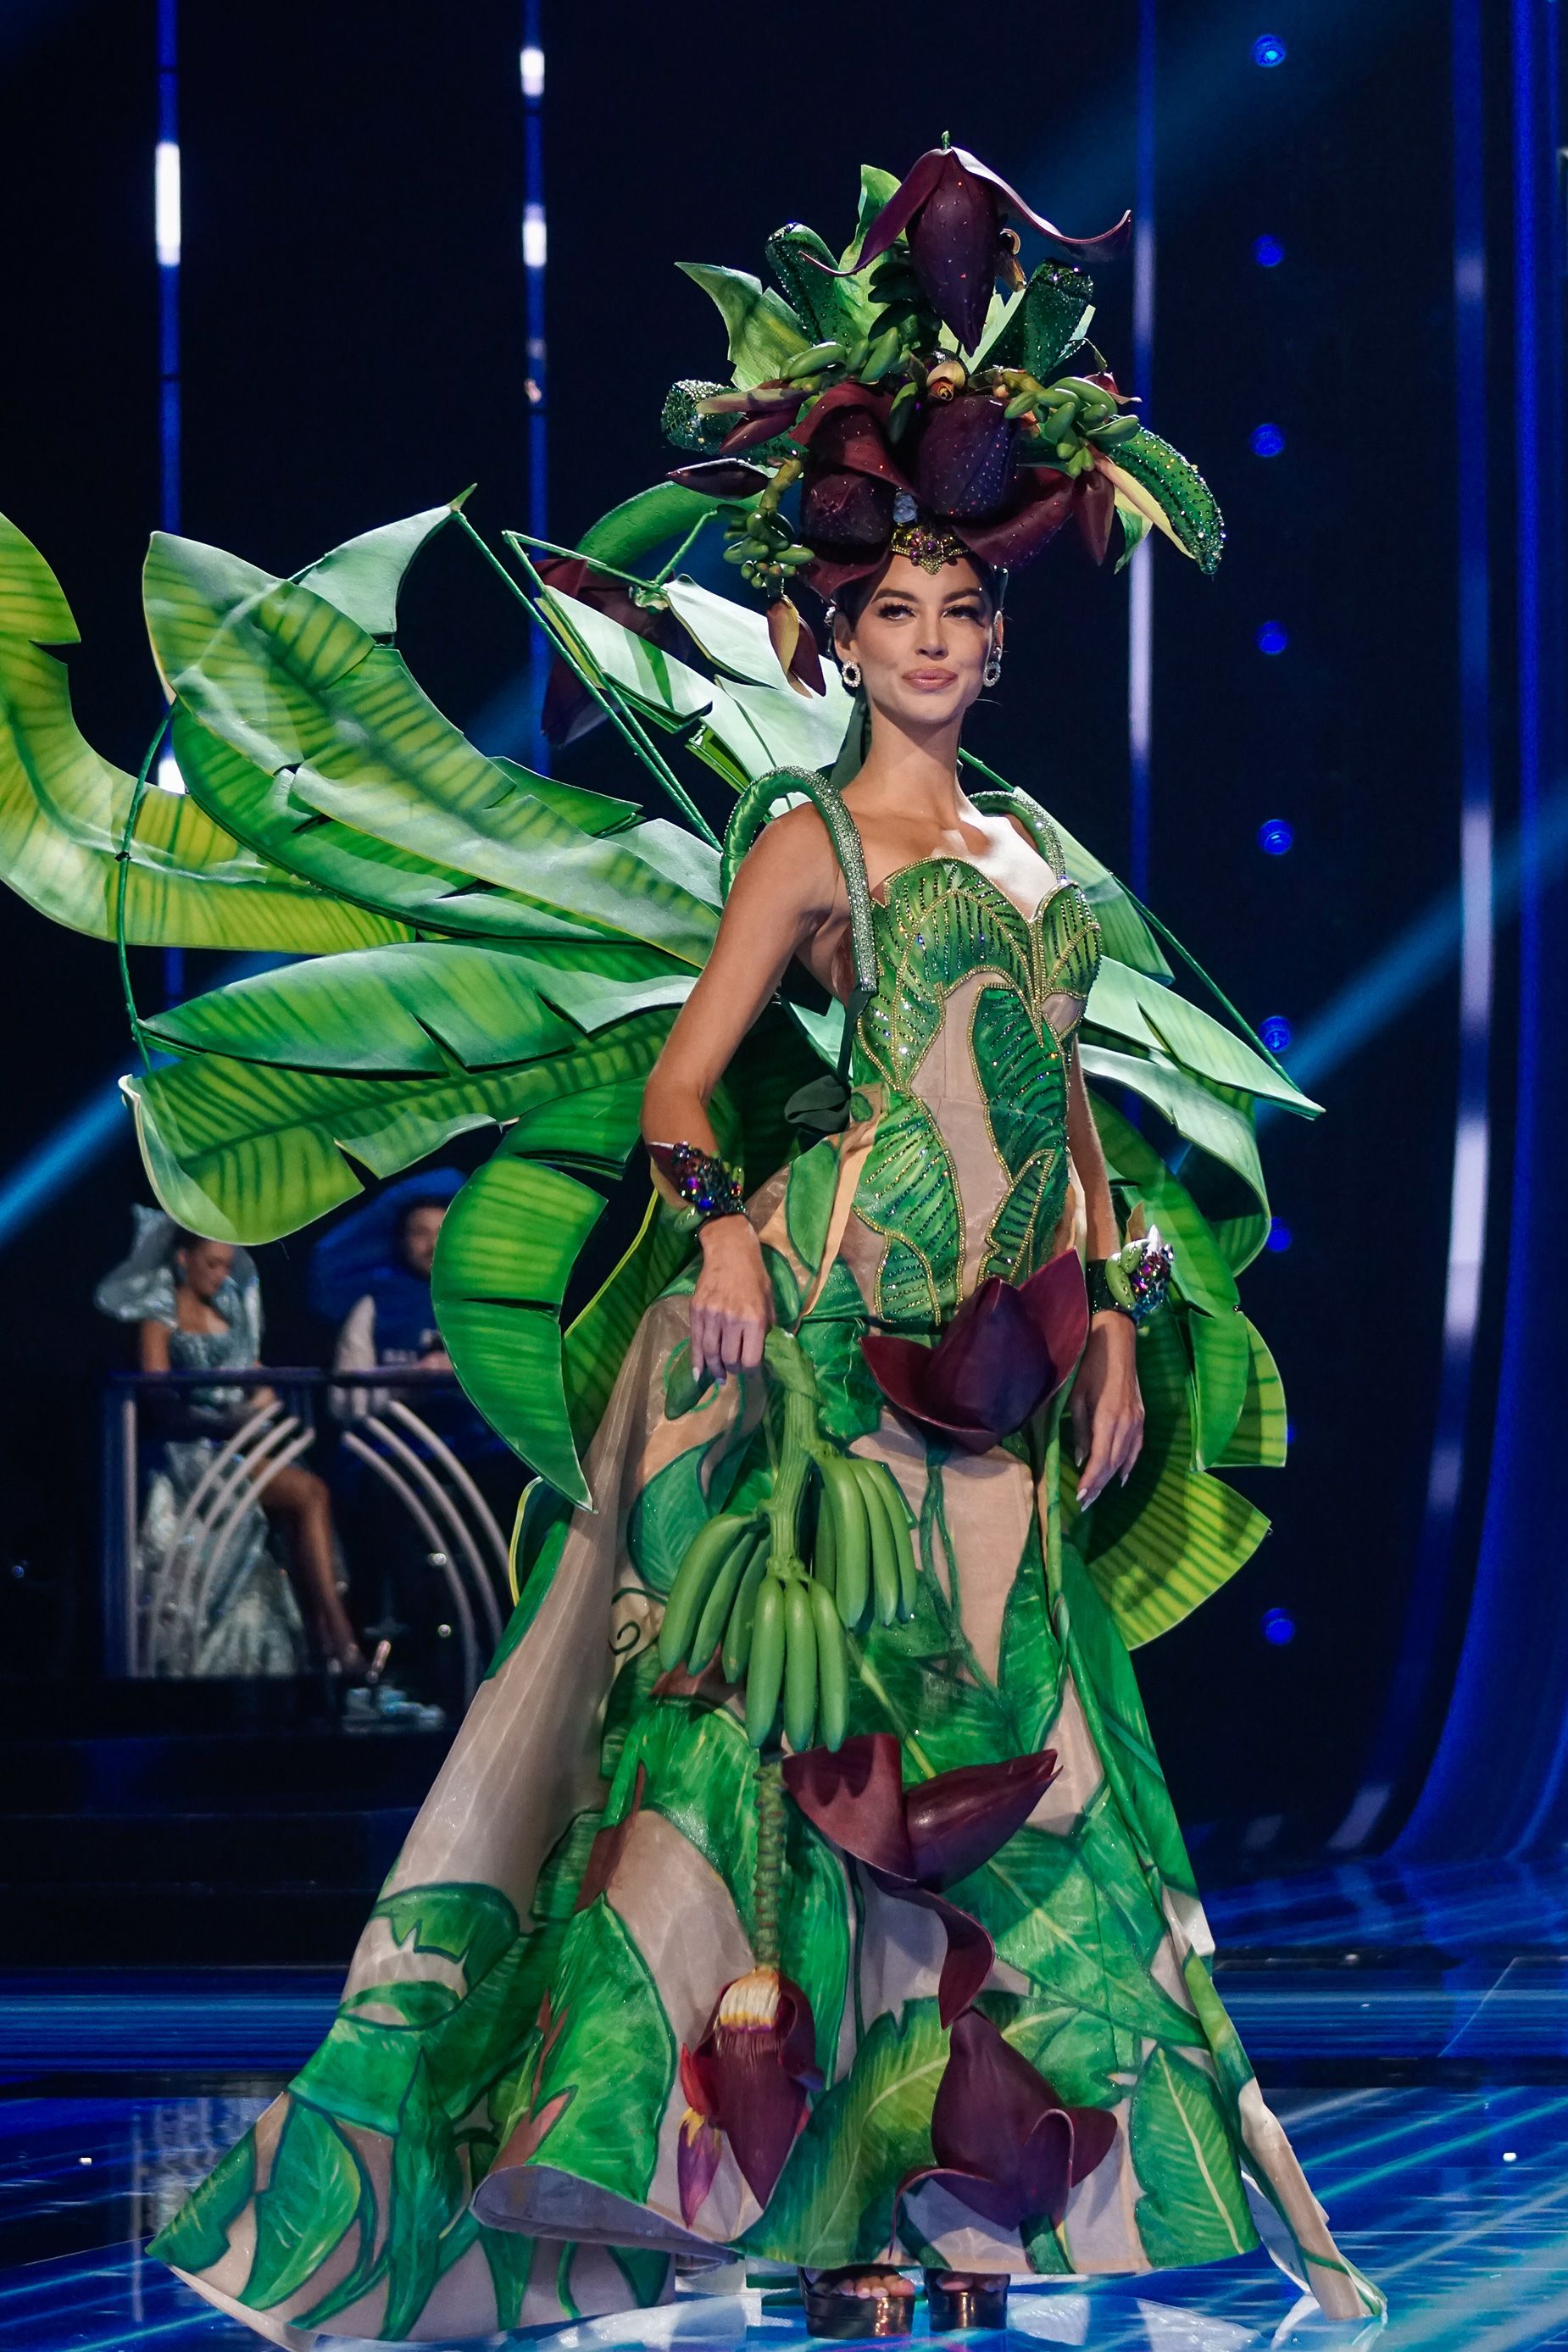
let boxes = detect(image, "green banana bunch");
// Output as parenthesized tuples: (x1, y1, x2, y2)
(657, 1510, 768, 1675)
(742, 1558, 854, 1752)
(809, 1448, 917, 1632)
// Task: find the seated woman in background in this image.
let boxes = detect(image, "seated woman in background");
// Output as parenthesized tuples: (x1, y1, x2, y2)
(97, 1209, 370, 1679)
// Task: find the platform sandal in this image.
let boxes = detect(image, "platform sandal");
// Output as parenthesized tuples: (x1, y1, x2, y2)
(800, 2266, 916, 2338)
(923, 2269, 1009, 2332)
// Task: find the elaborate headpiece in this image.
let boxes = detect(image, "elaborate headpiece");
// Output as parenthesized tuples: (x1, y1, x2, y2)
(662, 138, 1223, 677)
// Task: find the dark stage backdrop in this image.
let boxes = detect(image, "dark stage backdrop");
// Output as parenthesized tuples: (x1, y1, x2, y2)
(0, 0, 1470, 1844)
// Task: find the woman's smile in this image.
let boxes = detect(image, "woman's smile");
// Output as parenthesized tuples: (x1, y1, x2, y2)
(904, 664, 958, 689)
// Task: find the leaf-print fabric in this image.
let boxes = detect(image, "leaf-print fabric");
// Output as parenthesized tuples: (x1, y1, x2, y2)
(152, 851, 1380, 2342)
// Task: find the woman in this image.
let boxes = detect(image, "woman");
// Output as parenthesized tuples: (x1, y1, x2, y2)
(125, 144, 1382, 2342)
(102, 1213, 367, 1678)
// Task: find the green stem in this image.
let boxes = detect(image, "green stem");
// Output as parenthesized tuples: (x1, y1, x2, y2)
(498, 527, 662, 596)
(114, 712, 174, 1074)
(475, 517, 720, 848)
(650, 512, 714, 587)
(753, 1760, 786, 1967)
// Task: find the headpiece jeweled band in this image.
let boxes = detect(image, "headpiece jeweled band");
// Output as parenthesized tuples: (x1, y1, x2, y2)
(888, 516, 969, 574)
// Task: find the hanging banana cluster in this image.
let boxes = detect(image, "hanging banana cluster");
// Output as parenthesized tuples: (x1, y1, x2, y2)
(993, 370, 1143, 475)
(655, 1332, 916, 1753)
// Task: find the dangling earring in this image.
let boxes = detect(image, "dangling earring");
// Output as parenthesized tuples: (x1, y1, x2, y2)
(840, 658, 862, 690)
(983, 645, 1003, 688)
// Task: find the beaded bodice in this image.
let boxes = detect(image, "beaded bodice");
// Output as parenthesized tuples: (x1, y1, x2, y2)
(844, 855, 1102, 1329)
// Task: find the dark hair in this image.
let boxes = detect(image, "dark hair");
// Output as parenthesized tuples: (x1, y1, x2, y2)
(395, 1195, 449, 1242)
(832, 552, 1004, 636)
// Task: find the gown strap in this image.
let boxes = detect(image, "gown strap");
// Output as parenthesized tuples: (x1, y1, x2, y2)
(721, 767, 876, 1084)
(966, 782, 1069, 880)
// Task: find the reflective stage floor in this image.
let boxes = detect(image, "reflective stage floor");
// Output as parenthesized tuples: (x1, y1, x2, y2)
(5, 1858, 1568, 2352)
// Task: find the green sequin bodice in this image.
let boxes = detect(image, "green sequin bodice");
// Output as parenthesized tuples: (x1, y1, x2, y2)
(846, 856, 1102, 1330)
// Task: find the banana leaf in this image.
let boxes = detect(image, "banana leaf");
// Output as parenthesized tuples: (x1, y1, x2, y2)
(1211, 1316, 1288, 1471)
(431, 1152, 608, 1505)
(676, 263, 809, 388)
(576, 483, 749, 571)
(0, 511, 398, 953)
(1062, 1310, 1270, 1649)
(840, 166, 900, 269)
(541, 586, 851, 786)
(1086, 955, 1317, 1115)
(293, 498, 463, 637)
(1076, 1042, 1266, 1211)
(141, 943, 581, 1076)
(564, 1188, 693, 1451)
(124, 1014, 673, 1244)
(144, 533, 720, 963)
(1089, 1094, 1239, 1315)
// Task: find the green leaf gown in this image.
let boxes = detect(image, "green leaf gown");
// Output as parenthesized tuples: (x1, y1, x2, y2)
(149, 787, 1382, 2343)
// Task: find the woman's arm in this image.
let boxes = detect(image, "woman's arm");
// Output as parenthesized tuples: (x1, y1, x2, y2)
(137, 1317, 171, 1372)
(1065, 1048, 1146, 1504)
(642, 810, 839, 1385)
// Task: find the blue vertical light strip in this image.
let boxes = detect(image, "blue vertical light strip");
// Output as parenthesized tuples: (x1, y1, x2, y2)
(154, 0, 184, 1006)
(520, 4, 548, 772)
(1334, 0, 1494, 1856)
(1126, 0, 1156, 901)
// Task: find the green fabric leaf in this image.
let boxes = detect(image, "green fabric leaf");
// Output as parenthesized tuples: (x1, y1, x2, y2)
(625, 1397, 750, 1595)
(295, 498, 460, 637)
(491, 756, 640, 836)
(956, 1827, 1204, 2054)
(1087, 957, 1315, 1114)
(509, 1898, 676, 2205)
(1077, 1042, 1266, 1213)
(1129, 2047, 1257, 2265)
(147, 536, 718, 964)
(0, 512, 398, 954)
(431, 1155, 607, 1503)
(245, 2097, 365, 2310)
(784, 1136, 842, 1279)
(840, 166, 901, 269)
(1088, 1095, 1238, 1319)
(1212, 1315, 1288, 1470)
(856, 1096, 961, 1326)
(620, 1697, 759, 1931)
(125, 1014, 670, 1246)
(1062, 1309, 1271, 1648)
(371, 1882, 521, 1993)
(147, 2132, 255, 2272)
(745, 2000, 948, 2266)
(576, 482, 748, 569)
(566, 1192, 692, 1447)
(143, 943, 576, 1076)
(995, 1529, 1062, 1754)
(481, 2231, 540, 2330)
(676, 261, 809, 387)
(382, 2054, 469, 2338)
(1189, 1307, 1254, 1471)
(1003, 1999, 1120, 2116)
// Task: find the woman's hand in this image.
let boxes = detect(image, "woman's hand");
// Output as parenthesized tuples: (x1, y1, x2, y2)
(691, 1217, 774, 1384)
(1070, 1314, 1145, 1507)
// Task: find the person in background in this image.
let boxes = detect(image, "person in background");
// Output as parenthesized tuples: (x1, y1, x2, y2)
(331, 1196, 452, 1410)
(97, 1210, 369, 1680)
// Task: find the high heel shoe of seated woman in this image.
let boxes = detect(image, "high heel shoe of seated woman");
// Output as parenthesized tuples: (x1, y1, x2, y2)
(800, 2266, 916, 2338)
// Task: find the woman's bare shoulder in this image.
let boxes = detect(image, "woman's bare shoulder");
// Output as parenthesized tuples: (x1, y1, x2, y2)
(733, 799, 843, 918)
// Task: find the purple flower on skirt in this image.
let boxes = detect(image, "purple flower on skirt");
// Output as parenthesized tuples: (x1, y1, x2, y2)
(861, 1250, 1090, 1454)
(898, 2008, 1118, 2233)
(784, 1734, 1059, 2023)
(677, 1966, 822, 2224)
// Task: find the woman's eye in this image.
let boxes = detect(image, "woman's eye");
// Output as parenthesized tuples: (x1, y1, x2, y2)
(875, 600, 914, 618)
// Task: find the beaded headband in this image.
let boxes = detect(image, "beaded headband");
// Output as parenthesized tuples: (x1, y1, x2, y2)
(888, 513, 969, 574)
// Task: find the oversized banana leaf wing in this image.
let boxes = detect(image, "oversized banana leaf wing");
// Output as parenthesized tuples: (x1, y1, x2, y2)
(0, 510, 400, 952)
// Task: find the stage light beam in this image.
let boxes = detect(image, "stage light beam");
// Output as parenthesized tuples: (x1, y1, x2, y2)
(154, 139, 181, 268)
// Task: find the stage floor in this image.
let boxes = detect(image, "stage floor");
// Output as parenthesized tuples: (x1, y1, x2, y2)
(5, 1858, 1568, 2350)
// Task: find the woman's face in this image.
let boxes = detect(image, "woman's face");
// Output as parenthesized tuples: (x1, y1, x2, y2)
(835, 554, 1000, 733)
(177, 1237, 233, 1301)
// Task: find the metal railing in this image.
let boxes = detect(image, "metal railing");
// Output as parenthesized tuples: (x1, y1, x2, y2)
(101, 1367, 512, 1699)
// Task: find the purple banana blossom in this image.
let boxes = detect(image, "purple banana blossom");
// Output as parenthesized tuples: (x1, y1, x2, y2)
(537, 556, 687, 748)
(676, 1966, 821, 2223)
(912, 392, 1017, 518)
(784, 1735, 1059, 2022)
(898, 2009, 1118, 2235)
(831, 144, 1130, 353)
(862, 1250, 1090, 1454)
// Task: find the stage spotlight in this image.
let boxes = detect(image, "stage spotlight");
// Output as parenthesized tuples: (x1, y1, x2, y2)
(1262, 1609, 1296, 1645)
(1257, 620, 1289, 654)
(156, 752, 183, 796)
(1253, 34, 1287, 67)
(1260, 1014, 1293, 1053)
(523, 202, 547, 270)
(1266, 1219, 1293, 1252)
(154, 139, 181, 268)
(1251, 423, 1286, 457)
(1254, 234, 1285, 267)
(1258, 816, 1294, 855)
(520, 44, 544, 97)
